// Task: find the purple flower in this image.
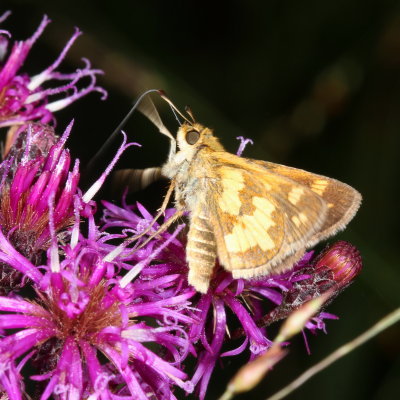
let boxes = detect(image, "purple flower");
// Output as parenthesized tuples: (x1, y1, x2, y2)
(0, 206, 194, 399)
(0, 122, 79, 293)
(0, 13, 106, 129)
(186, 255, 342, 399)
(100, 198, 362, 400)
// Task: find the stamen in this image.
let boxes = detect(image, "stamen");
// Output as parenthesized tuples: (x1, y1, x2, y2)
(70, 195, 81, 250)
(48, 192, 60, 272)
(118, 223, 185, 288)
(236, 136, 254, 157)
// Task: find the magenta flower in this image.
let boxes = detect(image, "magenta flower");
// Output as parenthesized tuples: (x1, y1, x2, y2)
(0, 205, 195, 399)
(0, 122, 80, 293)
(1, 122, 79, 250)
(0, 99, 193, 399)
(100, 198, 362, 400)
(188, 242, 361, 398)
(0, 13, 106, 129)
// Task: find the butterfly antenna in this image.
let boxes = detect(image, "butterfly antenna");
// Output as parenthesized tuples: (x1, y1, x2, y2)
(158, 90, 192, 125)
(137, 93, 175, 142)
(169, 105, 183, 126)
(185, 105, 196, 123)
(85, 89, 172, 177)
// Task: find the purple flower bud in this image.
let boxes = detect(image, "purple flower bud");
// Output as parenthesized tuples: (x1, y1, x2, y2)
(314, 240, 362, 287)
(256, 242, 362, 332)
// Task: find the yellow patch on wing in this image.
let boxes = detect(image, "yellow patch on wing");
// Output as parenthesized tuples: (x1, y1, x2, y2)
(291, 215, 301, 227)
(219, 169, 244, 215)
(288, 186, 305, 205)
(292, 212, 309, 227)
(299, 212, 308, 223)
(311, 179, 329, 195)
(252, 197, 275, 227)
(224, 196, 276, 252)
(264, 182, 272, 191)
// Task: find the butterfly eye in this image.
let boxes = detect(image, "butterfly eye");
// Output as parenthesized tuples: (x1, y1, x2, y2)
(185, 130, 200, 145)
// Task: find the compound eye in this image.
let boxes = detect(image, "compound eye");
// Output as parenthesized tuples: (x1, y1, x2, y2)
(185, 130, 200, 145)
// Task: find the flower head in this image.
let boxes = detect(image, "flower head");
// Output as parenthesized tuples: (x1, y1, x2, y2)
(0, 208, 194, 399)
(0, 14, 106, 129)
(0, 122, 80, 294)
(314, 240, 362, 288)
(0, 123, 78, 254)
(100, 197, 363, 399)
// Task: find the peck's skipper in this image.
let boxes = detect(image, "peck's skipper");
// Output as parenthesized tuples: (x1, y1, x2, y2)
(115, 93, 361, 293)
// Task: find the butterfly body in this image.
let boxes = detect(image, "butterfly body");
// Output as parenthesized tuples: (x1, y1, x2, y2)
(161, 122, 361, 293)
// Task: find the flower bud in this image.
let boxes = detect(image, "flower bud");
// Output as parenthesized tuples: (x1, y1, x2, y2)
(314, 241, 362, 288)
(256, 242, 362, 328)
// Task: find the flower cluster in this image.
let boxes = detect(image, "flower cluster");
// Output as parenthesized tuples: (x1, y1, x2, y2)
(0, 12, 362, 400)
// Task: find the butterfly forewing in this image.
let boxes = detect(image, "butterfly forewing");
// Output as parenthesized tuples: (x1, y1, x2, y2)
(200, 152, 329, 279)
(249, 160, 362, 245)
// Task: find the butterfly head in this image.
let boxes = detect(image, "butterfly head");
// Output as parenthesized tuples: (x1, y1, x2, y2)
(177, 122, 225, 153)
(157, 91, 225, 154)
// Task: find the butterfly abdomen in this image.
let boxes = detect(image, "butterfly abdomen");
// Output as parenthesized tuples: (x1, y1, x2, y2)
(186, 211, 217, 293)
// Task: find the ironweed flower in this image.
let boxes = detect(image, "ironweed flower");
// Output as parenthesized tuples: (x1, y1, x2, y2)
(314, 240, 362, 287)
(0, 122, 78, 253)
(0, 13, 106, 129)
(0, 122, 79, 293)
(100, 198, 362, 400)
(0, 202, 195, 399)
(0, 98, 193, 398)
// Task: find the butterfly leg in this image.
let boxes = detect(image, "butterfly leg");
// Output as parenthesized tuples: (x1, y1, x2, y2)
(187, 214, 217, 293)
(121, 179, 176, 247)
(132, 209, 184, 252)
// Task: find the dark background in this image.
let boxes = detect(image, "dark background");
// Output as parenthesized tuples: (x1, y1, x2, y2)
(2, 1, 400, 399)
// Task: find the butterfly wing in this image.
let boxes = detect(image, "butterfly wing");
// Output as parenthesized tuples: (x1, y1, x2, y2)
(250, 160, 362, 246)
(111, 167, 162, 194)
(203, 152, 332, 279)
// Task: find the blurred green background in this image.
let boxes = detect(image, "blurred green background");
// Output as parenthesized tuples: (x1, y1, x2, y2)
(2, 1, 400, 399)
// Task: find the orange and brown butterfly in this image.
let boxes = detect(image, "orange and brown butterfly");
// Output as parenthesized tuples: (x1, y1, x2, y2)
(114, 92, 361, 293)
